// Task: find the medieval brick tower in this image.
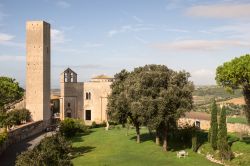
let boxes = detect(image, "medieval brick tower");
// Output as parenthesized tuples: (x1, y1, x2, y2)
(26, 21, 51, 122)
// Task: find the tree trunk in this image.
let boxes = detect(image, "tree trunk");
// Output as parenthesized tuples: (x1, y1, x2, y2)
(135, 125, 140, 143)
(155, 129, 160, 145)
(126, 123, 129, 136)
(162, 127, 168, 151)
(243, 86, 250, 124)
(105, 121, 109, 131)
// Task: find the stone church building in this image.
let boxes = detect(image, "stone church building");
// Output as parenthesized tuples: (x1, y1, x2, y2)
(59, 68, 113, 125)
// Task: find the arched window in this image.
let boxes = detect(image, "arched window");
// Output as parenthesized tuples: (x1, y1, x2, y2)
(64, 73, 67, 82)
(70, 73, 73, 82)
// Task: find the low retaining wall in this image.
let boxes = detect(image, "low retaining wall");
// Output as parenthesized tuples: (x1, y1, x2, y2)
(0, 121, 48, 156)
(179, 118, 250, 133)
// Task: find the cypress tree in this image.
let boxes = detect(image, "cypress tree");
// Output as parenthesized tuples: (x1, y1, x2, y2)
(210, 99, 218, 150)
(192, 125, 198, 152)
(218, 106, 233, 160)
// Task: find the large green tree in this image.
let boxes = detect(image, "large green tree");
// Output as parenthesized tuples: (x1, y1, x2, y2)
(0, 77, 24, 110)
(156, 70, 194, 151)
(216, 54, 250, 124)
(108, 69, 130, 127)
(108, 65, 194, 147)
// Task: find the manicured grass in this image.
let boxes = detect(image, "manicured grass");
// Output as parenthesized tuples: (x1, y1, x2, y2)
(227, 117, 248, 124)
(71, 127, 219, 166)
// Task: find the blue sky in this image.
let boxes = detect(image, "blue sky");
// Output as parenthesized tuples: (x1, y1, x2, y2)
(1, 0, 250, 88)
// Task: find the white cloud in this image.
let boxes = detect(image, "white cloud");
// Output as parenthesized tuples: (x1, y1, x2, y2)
(56, 1, 70, 8)
(53, 64, 103, 69)
(134, 36, 148, 44)
(132, 16, 143, 23)
(164, 28, 189, 33)
(82, 42, 104, 48)
(152, 39, 250, 52)
(165, 0, 183, 11)
(51, 29, 66, 44)
(192, 69, 214, 77)
(0, 33, 14, 42)
(108, 24, 154, 37)
(190, 69, 215, 85)
(186, 3, 250, 19)
(0, 55, 25, 62)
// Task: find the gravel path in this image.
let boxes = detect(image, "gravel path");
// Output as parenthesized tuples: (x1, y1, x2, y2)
(0, 131, 54, 166)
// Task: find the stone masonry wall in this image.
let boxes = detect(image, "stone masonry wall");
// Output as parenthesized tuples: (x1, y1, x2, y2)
(179, 118, 250, 133)
(0, 121, 47, 156)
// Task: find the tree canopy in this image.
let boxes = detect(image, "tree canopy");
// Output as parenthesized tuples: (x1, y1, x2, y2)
(216, 54, 250, 124)
(0, 77, 24, 110)
(108, 64, 194, 150)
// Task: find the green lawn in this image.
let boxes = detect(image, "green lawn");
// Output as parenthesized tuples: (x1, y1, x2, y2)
(71, 127, 219, 166)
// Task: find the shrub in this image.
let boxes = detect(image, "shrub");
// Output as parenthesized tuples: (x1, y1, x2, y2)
(59, 118, 87, 138)
(0, 129, 7, 145)
(91, 121, 106, 128)
(3, 109, 31, 127)
(18, 109, 31, 123)
(91, 121, 97, 128)
(16, 134, 72, 166)
(0, 111, 7, 128)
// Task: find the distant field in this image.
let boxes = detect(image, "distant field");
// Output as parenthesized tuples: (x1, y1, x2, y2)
(220, 97, 245, 105)
(193, 86, 243, 113)
(227, 117, 248, 124)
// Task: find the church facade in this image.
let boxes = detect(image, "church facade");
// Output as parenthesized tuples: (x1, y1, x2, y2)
(59, 68, 113, 125)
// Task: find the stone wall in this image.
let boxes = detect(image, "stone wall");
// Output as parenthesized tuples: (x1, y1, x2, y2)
(179, 118, 250, 133)
(0, 121, 47, 156)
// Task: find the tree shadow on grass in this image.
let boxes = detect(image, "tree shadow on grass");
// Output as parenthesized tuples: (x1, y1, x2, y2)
(129, 132, 155, 143)
(71, 146, 96, 158)
(129, 132, 193, 151)
(129, 131, 209, 152)
(241, 136, 250, 144)
(71, 130, 95, 143)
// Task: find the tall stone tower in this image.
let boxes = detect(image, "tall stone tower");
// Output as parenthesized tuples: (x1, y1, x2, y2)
(26, 21, 51, 122)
